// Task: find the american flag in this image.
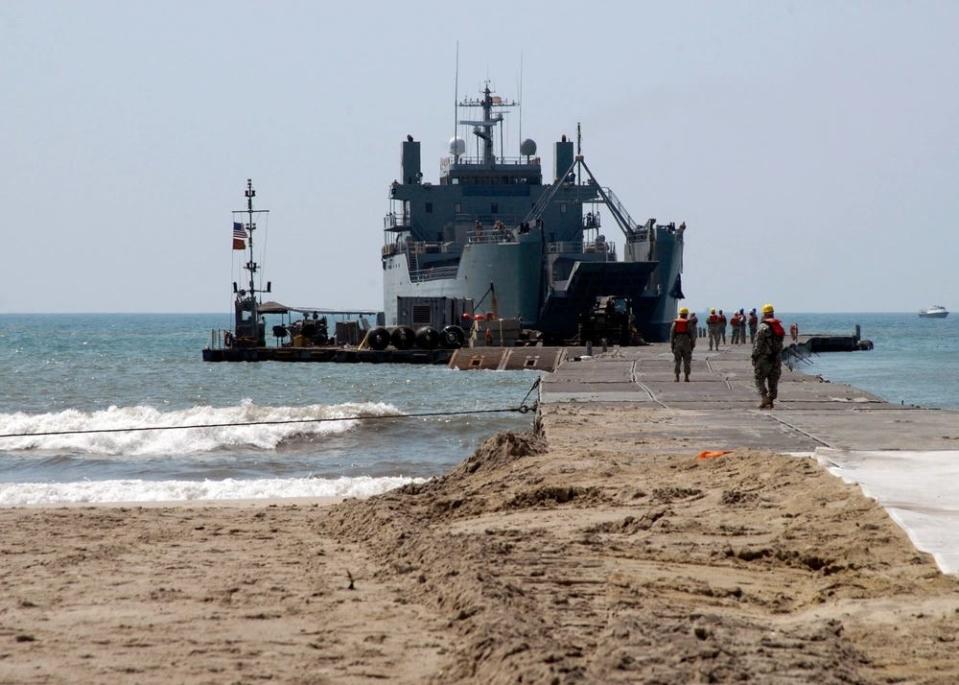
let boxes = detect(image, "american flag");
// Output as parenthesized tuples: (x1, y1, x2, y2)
(232, 222, 247, 250)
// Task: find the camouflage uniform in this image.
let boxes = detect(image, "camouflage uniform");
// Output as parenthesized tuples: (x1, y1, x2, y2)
(670, 319, 695, 381)
(707, 315, 721, 351)
(752, 319, 784, 406)
(748, 311, 759, 343)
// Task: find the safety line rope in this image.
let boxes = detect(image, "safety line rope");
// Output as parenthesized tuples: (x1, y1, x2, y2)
(0, 379, 542, 440)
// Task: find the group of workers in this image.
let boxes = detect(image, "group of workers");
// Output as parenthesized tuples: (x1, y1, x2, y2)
(702, 308, 759, 350)
(670, 303, 786, 409)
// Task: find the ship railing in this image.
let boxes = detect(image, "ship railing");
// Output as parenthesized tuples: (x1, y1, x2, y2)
(600, 186, 639, 234)
(383, 211, 411, 230)
(445, 156, 541, 167)
(455, 213, 522, 227)
(209, 328, 233, 350)
(409, 241, 454, 254)
(547, 241, 616, 258)
(467, 227, 518, 244)
(582, 212, 602, 230)
(410, 265, 459, 283)
(386, 240, 456, 256)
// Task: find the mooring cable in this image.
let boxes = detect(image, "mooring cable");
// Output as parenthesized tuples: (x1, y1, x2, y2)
(0, 379, 542, 440)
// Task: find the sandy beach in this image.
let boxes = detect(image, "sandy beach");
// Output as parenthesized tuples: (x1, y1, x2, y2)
(2, 400, 959, 683)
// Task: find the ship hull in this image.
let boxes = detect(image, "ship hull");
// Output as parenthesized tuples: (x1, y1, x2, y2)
(384, 239, 543, 326)
(384, 228, 684, 342)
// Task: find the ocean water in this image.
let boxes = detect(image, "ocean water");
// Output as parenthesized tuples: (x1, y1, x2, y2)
(0, 314, 539, 504)
(0, 312, 954, 504)
(782, 312, 959, 410)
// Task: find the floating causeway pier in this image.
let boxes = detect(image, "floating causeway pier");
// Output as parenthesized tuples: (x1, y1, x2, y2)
(539, 342, 958, 452)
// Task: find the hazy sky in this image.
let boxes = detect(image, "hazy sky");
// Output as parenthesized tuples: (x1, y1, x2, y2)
(2, 1, 956, 313)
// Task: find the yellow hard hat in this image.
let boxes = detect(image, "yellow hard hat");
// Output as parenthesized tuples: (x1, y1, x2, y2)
(710, 308, 716, 314)
(679, 306, 689, 315)
(761, 303, 774, 314)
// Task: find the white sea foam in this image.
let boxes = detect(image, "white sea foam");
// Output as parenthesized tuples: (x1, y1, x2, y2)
(0, 400, 401, 456)
(0, 475, 423, 506)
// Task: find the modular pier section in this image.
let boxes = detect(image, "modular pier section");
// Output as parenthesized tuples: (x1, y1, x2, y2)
(202, 345, 567, 371)
(539, 342, 957, 452)
(202, 347, 453, 364)
(202, 331, 869, 374)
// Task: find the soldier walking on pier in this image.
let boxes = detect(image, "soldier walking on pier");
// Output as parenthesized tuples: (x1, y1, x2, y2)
(738, 308, 748, 344)
(730, 310, 741, 344)
(707, 308, 722, 351)
(719, 309, 728, 344)
(670, 307, 695, 382)
(752, 303, 785, 409)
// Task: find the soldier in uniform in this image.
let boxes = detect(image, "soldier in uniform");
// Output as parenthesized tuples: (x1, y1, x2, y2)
(737, 308, 748, 344)
(706, 308, 722, 351)
(752, 303, 785, 409)
(748, 308, 759, 343)
(718, 309, 728, 344)
(670, 306, 695, 382)
(730, 310, 741, 344)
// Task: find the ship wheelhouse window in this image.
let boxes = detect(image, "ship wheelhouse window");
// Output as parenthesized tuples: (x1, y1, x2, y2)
(425, 202, 433, 213)
(490, 203, 498, 214)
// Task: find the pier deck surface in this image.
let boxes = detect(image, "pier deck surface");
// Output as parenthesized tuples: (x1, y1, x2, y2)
(541, 342, 959, 452)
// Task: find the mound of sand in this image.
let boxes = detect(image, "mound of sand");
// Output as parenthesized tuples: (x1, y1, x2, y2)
(3, 412, 959, 683)
(322, 428, 959, 683)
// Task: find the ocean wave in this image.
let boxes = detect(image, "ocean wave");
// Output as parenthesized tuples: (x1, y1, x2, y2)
(0, 475, 423, 505)
(0, 400, 401, 456)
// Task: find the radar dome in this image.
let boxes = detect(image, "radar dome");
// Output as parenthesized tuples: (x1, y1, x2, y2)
(520, 138, 537, 156)
(449, 137, 466, 156)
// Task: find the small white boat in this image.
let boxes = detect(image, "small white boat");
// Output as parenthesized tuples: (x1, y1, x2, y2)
(918, 305, 949, 318)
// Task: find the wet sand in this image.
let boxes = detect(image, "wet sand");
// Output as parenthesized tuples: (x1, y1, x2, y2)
(3, 404, 959, 682)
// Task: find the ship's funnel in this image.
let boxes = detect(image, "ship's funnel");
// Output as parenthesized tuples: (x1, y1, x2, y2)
(555, 139, 574, 181)
(402, 139, 421, 185)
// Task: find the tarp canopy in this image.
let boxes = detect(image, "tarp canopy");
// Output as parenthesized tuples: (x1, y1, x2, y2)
(258, 301, 292, 314)
(256, 301, 380, 317)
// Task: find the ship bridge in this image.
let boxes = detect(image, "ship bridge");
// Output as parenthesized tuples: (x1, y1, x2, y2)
(440, 156, 542, 186)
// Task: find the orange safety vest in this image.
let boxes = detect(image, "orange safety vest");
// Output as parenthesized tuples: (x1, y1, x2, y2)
(764, 317, 785, 338)
(673, 318, 691, 334)
(707, 314, 720, 325)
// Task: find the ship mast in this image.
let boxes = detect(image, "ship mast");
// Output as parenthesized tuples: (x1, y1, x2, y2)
(245, 179, 257, 304)
(459, 82, 516, 166)
(233, 179, 270, 342)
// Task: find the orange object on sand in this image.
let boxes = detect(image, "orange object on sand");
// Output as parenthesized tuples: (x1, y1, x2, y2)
(697, 450, 732, 460)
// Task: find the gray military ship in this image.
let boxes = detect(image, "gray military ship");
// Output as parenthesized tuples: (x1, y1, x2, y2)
(382, 83, 685, 343)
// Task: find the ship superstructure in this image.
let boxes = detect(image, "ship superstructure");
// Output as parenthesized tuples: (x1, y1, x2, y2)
(382, 83, 685, 342)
